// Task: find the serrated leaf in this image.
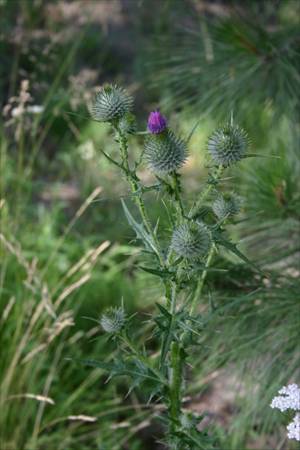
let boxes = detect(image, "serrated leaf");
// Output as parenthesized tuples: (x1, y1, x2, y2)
(78, 357, 160, 383)
(140, 266, 172, 279)
(213, 231, 263, 274)
(121, 199, 158, 256)
(155, 302, 172, 319)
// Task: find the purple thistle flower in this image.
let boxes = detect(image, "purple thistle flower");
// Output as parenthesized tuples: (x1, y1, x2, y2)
(147, 110, 167, 134)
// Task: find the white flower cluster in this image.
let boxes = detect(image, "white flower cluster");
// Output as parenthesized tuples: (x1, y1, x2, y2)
(287, 413, 300, 441)
(271, 384, 300, 412)
(270, 383, 300, 442)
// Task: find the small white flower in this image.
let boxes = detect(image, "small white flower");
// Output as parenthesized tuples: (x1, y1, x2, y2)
(287, 413, 300, 442)
(11, 106, 25, 118)
(78, 140, 95, 160)
(270, 384, 300, 412)
(27, 105, 44, 114)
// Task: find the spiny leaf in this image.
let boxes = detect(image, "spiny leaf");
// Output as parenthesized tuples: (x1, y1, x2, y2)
(155, 302, 172, 319)
(213, 231, 263, 274)
(77, 358, 161, 383)
(140, 266, 173, 279)
(121, 199, 158, 255)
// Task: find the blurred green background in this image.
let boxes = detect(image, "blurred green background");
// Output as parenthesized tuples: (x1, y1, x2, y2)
(0, 1, 299, 449)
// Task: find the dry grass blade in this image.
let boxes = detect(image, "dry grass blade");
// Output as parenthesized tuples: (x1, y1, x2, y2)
(68, 415, 97, 422)
(1, 296, 15, 323)
(55, 273, 91, 308)
(21, 311, 75, 364)
(52, 240, 110, 297)
(7, 394, 55, 405)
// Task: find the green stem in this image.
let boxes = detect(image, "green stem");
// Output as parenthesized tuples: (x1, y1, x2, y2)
(189, 244, 216, 317)
(172, 172, 185, 220)
(187, 166, 223, 317)
(129, 176, 165, 267)
(188, 165, 223, 218)
(164, 279, 173, 308)
(165, 281, 182, 436)
(115, 126, 165, 268)
(169, 341, 182, 432)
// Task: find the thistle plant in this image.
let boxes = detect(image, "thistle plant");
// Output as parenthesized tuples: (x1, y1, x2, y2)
(83, 84, 258, 449)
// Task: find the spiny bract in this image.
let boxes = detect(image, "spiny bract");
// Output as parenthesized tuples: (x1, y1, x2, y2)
(208, 123, 248, 166)
(212, 193, 242, 220)
(144, 129, 187, 175)
(171, 221, 211, 260)
(100, 307, 126, 333)
(90, 85, 133, 123)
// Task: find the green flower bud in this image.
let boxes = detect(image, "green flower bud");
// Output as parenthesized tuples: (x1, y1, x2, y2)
(171, 221, 211, 260)
(90, 85, 133, 123)
(212, 193, 242, 220)
(118, 112, 137, 134)
(100, 307, 126, 334)
(144, 129, 187, 175)
(208, 123, 248, 166)
(180, 412, 197, 430)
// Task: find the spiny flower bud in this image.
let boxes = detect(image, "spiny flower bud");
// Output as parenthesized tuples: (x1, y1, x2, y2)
(144, 130, 187, 175)
(100, 307, 126, 334)
(180, 412, 197, 430)
(147, 110, 167, 134)
(90, 84, 133, 123)
(208, 123, 248, 166)
(171, 221, 211, 260)
(212, 193, 242, 220)
(118, 112, 137, 134)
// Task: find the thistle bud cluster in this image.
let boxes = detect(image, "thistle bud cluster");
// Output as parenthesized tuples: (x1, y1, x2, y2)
(88, 84, 257, 449)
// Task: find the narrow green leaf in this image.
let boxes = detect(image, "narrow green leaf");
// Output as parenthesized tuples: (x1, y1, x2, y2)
(140, 266, 172, 279)
(121, 199, 158, 255)
(214, 232, 263, 274)
(155, 302, 172, 319)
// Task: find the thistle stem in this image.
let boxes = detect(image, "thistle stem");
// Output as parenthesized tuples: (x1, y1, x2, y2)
(172, 172, 185, 219)
(189, 244, 216, 317)
(166, 276, 183, 436)
(169, 341, 182, 432)
(129, 177, 165, 268)
(189, 165, 223, 218)
(115, 126, 165, 268)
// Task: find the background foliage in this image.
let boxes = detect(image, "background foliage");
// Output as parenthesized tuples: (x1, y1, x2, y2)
(0, 1, 299, 449)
